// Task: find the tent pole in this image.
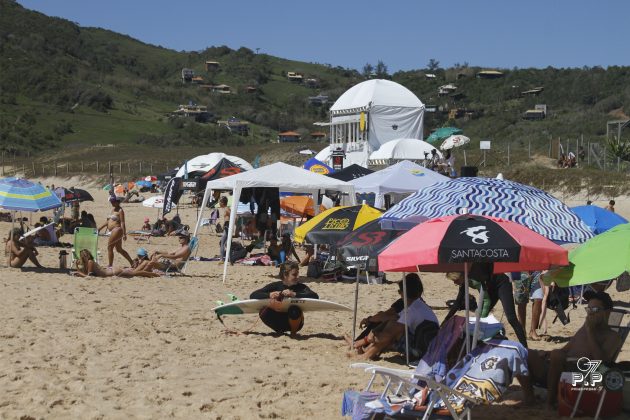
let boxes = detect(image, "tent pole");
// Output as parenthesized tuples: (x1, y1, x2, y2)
(193, 187, 211, 238)
(222, 186, 241, 283)
(464, 262, 470, 355)
(403, 272, 410, 366)
(351, 267, 360, 350)
(471, 285, 484, 350)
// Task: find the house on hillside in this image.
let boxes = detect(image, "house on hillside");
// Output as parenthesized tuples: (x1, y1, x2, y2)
(278, 131, 301, 143)
(523, 105, 547, 120)
(305, 78, 320, 88)
(171, 104, 214, 123)
(438, 84, 457, 96)
(521, 87, 544, 96)
(308, 94, 329, 106)
(287, 72, 304, 83)
(191, 76, 205, 84)
(181, 68, 194, 83)
(310, 131, 327, 141)
(200, 84, 232, 94)
(425, 73, 437, 79)
(477, 70, 504, 79)
(218, 117, 249, 136)
(205, 61, 220, 71)
(245, 86, 258, 93)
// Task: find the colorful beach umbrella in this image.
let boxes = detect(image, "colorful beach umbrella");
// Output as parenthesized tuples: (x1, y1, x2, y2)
(54, 187, 94, 202)
(378, 214, 568, 356)
(440, 134, 470, 150)
(570, 205, 628, 235)
(293, 204, 382, 244)
(0, 177, 62, 212)
(381, 177, 593, 244)
(543, 223, 630, 287)
(337, 219, 405, 270)
(426, 127, 463, 144)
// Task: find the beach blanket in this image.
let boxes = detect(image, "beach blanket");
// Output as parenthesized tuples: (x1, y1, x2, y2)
(236, 254, 272, 266)
(423, 339, 528, 413)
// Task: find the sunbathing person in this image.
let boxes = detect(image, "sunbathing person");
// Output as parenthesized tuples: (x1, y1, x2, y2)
(5, 228, 43, 268)
(250, 261, 318, 337)
(148, 231, 192, 271)
(518, 290, 622, 409)
(98, 197, 134, 267)
(73, 249, 159, 278)
(131, 247, 152, 272)
(351, 273, 438, 360)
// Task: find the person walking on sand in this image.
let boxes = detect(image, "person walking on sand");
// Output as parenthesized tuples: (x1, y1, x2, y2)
(98, 196, 134, 267)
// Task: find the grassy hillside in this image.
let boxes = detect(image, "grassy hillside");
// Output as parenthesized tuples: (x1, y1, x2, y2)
(1, 0, 630, 180)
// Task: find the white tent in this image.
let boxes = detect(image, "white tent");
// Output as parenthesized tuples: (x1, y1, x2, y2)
(368, 138, 441, 164)
(193, 162, 356, 281)
(176, 152, 253, 178)
(350, 160, 449, 208)
(326, 79, 425, 167)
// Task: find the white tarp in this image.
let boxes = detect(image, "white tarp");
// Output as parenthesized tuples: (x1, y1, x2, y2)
(176, 152, 253, 177)
(192, 162, 356, 281)
(350, 160, 449, 208)
(369, 138, 442, 162)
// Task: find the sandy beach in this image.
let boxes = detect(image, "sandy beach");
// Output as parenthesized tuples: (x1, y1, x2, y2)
(1, 178, 628, 419)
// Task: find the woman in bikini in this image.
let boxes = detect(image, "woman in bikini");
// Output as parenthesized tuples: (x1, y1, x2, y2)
(5, 228, 43, 268)
(73, 249, 159, 278)
(99, 197, 134, 268)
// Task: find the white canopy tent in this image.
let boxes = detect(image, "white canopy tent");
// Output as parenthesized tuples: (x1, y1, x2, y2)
(368, 138, 442, 165)
(176, 152, 253, 178)
(193, 162, 356, 281)
(326, 79, 425, 167)
(350, 160, 449, 208)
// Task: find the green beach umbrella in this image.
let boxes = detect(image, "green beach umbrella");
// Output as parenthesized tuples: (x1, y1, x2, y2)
(426, 127, 463, 144)
(544, 224, 630, 287)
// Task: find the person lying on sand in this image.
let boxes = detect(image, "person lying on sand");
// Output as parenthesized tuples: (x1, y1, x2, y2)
(249, 261, 318, 337)
(147, 231, 192, 271)
(348, 274, 438, 360)
(73, 249, 159, 278)
(517, 290, 622, 410)
(5, 228, 43, 268)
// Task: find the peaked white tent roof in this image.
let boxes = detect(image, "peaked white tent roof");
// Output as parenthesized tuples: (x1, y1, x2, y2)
(369, 138, 442, 162)
(176, 152, 253, 178)
(350, 160, 449, 208)
(330, 79, 423, 113)
(193, 162, 356, 281)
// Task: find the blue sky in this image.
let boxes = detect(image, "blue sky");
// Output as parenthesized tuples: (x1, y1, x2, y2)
(18, 0, 630, 72)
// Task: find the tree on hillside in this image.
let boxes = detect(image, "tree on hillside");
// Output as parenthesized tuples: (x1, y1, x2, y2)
(427, 58, 440, 71)
(362, 63, 374, 78)
(375, 60, 388, 78)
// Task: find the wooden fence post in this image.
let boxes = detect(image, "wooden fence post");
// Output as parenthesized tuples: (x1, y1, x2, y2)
(96, 161, 99, 173)
(81, 162, 84, 172)
(119, 162, 122, 173)
(54, 162, 57, 176)
(108, 161, 111, 175)
(127, 162, 131, 174)
(66, 162, 69, 174)
(32, 162, 35, 176)
(139, 161, 142, 174)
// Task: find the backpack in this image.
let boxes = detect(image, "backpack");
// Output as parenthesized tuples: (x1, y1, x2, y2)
(306, 260, 323, 279)
(229, 242, 248, 263)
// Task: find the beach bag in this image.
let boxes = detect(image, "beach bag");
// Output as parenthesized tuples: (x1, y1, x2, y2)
(229, 242, 248, 263)
(215, 222, 224, 233)
(412, 321, 439, 360)
(306, 260, 323, 278)
(547, 286, 571, 325)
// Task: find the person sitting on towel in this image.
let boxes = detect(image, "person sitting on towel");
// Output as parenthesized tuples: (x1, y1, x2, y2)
(249, 261, 318, 337)
(518, 290, 622, 410)
(351, 273, 438, 360)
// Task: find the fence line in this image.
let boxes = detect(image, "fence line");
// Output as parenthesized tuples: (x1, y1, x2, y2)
(0, 159, 181, 179)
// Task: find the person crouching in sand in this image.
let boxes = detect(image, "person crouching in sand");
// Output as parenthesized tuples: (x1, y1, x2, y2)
(249, 261, 318, 337)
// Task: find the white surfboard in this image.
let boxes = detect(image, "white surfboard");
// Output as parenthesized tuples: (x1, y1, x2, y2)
(212, 298, 351, 317)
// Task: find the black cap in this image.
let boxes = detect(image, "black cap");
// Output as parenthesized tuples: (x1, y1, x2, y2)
(583, 290, 613, 310)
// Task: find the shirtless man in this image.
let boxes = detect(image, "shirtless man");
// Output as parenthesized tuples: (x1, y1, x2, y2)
(148, 232, 192, 271)
(5, 228, 43, 268)
(518, 290, 622, 409)
(98, 196, 134, 267)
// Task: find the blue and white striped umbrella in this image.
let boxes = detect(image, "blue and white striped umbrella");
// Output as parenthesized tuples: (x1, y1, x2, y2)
(0, 177, 62, 212)
(381, 177, 593, 244)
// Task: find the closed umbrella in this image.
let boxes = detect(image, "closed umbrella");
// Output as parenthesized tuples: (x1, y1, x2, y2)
(379, 214, 568, 360)
(440, 135, 470, 150)
(381, 177, 593, 244)
(543, 223, 630, 287)
(293, 204, 382, 244)
(570, 205, 628, 235)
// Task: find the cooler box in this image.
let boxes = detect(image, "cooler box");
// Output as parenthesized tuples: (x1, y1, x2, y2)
(558, 372, 622, 418)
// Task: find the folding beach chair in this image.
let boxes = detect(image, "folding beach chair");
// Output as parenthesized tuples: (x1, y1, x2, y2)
(562, 307, 629, 419)
(71, 227, 99, 266)
(165, 236, 198, 275)
(343, 315, 512, 420)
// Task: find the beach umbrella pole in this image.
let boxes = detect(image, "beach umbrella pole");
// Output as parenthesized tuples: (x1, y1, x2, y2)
(464, 262, 471, 355)
(350, 268, 360, 350)
(471, 285, 484, 351)
(403, 272, 409, 366)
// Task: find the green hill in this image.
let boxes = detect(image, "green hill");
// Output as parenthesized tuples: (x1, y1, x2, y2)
(1, 0, 630, 177)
